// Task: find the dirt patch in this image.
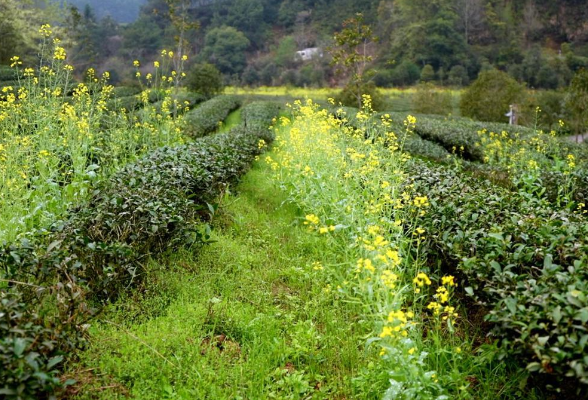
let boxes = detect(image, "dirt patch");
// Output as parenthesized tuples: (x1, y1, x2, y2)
(199, 334, 241, 358)
(60, 368, 130, 398)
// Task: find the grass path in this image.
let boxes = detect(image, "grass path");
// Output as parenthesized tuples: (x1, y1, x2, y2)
(71, 154, 386, 399)
(219, 108, 242, 132)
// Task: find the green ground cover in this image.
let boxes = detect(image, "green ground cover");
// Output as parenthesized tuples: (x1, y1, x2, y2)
(70, 152, 386, 399)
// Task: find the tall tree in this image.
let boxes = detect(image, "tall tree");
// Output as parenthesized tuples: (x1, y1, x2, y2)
(329, 13, 378, 108)
(201, 26, 250, 75)
(390, 0, 468, 70)
(456, 0, 487, 45)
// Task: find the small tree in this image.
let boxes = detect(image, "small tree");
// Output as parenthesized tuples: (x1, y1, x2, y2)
(166, 0, 200, 117)
(411, 83, 453, 115)
(330, 13, 378, 109)
(565, 69, 588, 136)
(460, 69, 525, 122)
(420, 64, 436, 82)
(186, 63, 223, 98)
(448, 65, 469, 87)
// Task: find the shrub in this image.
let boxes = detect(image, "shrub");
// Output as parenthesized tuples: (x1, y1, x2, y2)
(0, 291, 70, 399)
(420, 64, 436, 82)
(402, 134, 452, 162)
(409, 117, 486, 161)
(242, 101, 281, 129)
(111, 86, 142, 98)
(411, 83, 453, 115)
(565, 68, 588, 135)
(521, 90, 567, 131)
(106, 94, 141, 111)
(404, 159, 588, 389)
(335, 82, 384, 111)
(0, 65, 17, 82)
(183, 95, 241, 137)
(185, 63, 224, 99)
(0, 104, 280, 397)
(460, 69, 526, 122)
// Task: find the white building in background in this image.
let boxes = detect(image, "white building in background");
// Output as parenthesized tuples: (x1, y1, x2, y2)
(295, 47, 323, 61)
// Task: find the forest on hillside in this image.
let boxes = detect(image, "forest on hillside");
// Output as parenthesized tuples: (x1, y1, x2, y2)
(1, 0, 588, 87)
(55, 0, 146, 23)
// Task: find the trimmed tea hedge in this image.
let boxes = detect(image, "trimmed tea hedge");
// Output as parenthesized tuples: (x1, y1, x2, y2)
(111, 86, 142, 98)
(404, 159, 588, 389)
(242, 101, 281, 129)
(333, 107, 455, 164)
(0, 66, 17, 82)
(0, 104, 278, 398)
(184, 95, 241, 137)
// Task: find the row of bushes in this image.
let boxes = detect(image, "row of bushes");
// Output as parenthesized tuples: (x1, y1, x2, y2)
(0, 66, 16, 82)
(337, 106, 588, 390)
(184, 95, 241, 137)
(403, 159, 588, 391)
(107, 88, 206, 114)
(0, 102, 279, 398)
(363, 111, 588, 207)
(242, 101, 281, 129)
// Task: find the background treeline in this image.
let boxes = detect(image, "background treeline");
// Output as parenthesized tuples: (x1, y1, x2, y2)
(2, 0, 588, 88)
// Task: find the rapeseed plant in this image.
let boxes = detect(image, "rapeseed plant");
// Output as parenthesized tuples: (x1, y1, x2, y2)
(0, 26, 186, 243)
(269, 97, 472, 398)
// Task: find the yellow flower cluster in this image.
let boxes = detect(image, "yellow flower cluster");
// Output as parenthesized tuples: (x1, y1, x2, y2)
(0, 29, 188, 243)
(379, 309, 414, 339)
(381, 270, 399, 289)
(424, 275, 459, 322)
(53, 46, 67, 61)
(39, 24, 52, 37)
(270, 97, 468, 386)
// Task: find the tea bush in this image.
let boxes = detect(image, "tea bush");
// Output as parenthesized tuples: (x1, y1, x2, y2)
(184, 95, 241, 137)
(0, 291, 70, 399)
(242, 101, 281, 129)
(0, 105, 279, 397)
(0, 65, 17, 82)
(404, 159, 588, 389)
(111, 86, 142, 98)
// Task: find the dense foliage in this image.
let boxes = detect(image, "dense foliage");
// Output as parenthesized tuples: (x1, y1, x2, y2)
(404, 159, 588, 388)
(460, 70, 525, 122)
(333, 103, 588, 394)
(241, 101, 281, 129)
(183, 95, 241, 137)
(3, 0, 586, 90)
(185, 63, 224, 99)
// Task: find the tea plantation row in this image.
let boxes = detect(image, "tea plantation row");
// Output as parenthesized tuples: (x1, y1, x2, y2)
(0, 101, 279, 398)
(338, 106, 588, 393)
(404, 159, 588, 389)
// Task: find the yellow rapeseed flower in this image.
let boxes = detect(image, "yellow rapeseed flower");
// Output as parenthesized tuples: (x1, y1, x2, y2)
(53, 47, 67, 60)
(39, 24, 52, 37)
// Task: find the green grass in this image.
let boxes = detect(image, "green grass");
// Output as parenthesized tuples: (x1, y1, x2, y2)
(70, 158, 387, 399)
(218, 108, 242, 132)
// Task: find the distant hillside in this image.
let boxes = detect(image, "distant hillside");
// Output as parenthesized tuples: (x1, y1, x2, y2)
(5, 0, 588, 90)
(59, 0, 148, 23)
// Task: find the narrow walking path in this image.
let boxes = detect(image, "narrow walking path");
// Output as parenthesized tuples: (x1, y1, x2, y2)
(71, 155, 385, 399)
